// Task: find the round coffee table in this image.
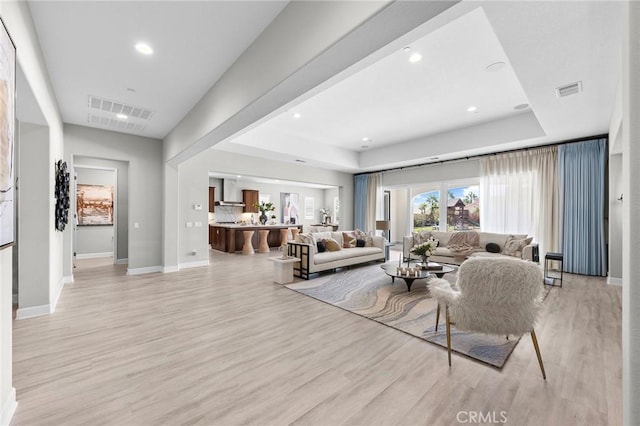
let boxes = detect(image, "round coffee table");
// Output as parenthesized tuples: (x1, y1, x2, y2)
(380, 263, 455, 292)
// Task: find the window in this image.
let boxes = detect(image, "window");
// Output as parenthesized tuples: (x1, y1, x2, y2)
(412, 190, 440, 232)
(333, 196, 339, 224)
(447, 184, 480, 231)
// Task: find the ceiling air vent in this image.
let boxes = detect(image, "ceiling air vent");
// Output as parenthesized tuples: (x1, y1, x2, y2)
(555, 81, 582, 98)
(87, 95, 154, 133)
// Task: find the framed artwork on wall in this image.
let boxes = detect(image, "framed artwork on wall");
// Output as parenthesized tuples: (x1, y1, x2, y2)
(77, 184, 114, 226)
(280, 192, 299, 224)
(0, 17, 16, 249)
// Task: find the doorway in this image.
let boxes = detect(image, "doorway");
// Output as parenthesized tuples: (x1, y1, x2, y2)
(73, 157, 129, 270)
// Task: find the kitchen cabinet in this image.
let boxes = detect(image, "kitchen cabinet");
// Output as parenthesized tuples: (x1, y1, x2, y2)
(210, 226, 227, 251)
(242, 189, 259, 213)
(208, 187, 215, 213)
(210, 224, 303, 253)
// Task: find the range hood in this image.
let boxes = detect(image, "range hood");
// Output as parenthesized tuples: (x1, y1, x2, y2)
(214, 200, 245, 207)
(214, 179, 245, 207)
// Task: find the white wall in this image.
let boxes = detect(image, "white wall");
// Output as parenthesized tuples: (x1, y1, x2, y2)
(608, 153, 623, 283)
(323, 187, 339, 225)
(0, 248, 15, 425)
(608, 79, 623, 283)
(622, 2, 640, 423)
(0, 1, 65, 422)
(177, 156, 209, 268)
(382, 159, 480, 187)
(64, 124, 162, 274)
(16, 123, 51, 316)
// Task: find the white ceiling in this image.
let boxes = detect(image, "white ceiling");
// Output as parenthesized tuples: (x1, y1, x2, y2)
(27, 0, 288, 139)
(22, 1, 623, 174)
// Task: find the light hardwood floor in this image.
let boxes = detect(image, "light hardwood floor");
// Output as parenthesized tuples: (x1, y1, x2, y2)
(11, 249, 622, 425)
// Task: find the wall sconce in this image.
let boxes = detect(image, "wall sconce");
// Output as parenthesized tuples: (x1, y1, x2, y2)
(617, 193, 623, 202)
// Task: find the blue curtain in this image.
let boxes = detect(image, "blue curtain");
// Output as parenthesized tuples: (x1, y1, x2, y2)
(354, 174, 368, 231)
(558, 138, 607, 276)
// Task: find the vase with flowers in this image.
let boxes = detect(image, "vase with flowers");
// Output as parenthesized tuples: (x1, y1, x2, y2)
(410, 237, 439, 266)
(253, 201, 275, 225)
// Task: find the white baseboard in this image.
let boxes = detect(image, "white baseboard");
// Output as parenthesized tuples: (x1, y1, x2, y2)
(607, 276, 622, 286)
(127, 266, 162, 275)
(115, 258, 128, 265)
(63, 275, 74, 285)
(1, 387, 17, 426)
(51, 277, 64, 313)
(76, 252, 113, 260)
(16, 304, 52, 319)
(162, 265, 179, 273)
(178, 260, 209, 270)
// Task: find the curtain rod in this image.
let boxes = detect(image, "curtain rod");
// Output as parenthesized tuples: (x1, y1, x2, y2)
(354, 133, 609, 176)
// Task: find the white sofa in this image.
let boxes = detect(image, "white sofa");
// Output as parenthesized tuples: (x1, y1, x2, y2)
(288, 230, 385, 279)
(403, 230, 538, 265)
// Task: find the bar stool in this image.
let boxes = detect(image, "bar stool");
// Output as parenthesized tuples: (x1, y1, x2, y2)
(257, 229, 270, 253)
(279, 228, 290, 246)
(544, 252, 563, 287)
(242, 230, 255, 255)
(290, 227, 300, 241)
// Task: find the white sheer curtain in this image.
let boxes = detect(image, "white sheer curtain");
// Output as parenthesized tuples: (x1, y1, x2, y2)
(365, 172, 382, 232)
(480, 146, 559, 258)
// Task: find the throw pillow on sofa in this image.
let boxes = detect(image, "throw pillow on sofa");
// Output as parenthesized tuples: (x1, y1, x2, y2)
(355, 229, 373, 247)
(317, 240, 327, 253)
(296, 233, 313, 245)
(342, 232, 357, 248)
(412, 230, 431, 245)
(502, 236, 533, 258)
(486, 242, 501, 253)
(356, 239, 366, 247)
(323, 238, 341, 252)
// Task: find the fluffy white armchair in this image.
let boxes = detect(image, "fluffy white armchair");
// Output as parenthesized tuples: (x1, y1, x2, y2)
(430, 256, 546, 379)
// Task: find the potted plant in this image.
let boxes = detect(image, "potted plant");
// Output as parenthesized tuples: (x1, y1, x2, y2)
(410, 237, 439, 264)
(253, 201, 275, 224)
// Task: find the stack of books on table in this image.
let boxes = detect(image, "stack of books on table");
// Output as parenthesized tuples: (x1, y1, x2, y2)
(425, 262, 443, 271)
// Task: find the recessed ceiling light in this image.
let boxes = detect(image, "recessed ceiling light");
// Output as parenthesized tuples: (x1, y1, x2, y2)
(292, 112, 301, 119)
(361, 145, 369, 149)
(126, 88, 136, 93)
(486, 61, 506, 72)
(362, 137, 370, 142)
(402, 46, 411, 52)
(135, 42, 153, 55)
(408, 53, 422, 63)
(116, 113, 128, 120)
(514, 103, 530, 110)
(295, 159, 306, 163)
(236, 175, 241, 178)
(467, 106, 478, 113)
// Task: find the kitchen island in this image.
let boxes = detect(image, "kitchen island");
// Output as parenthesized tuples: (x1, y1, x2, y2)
(210, 224, 304, 253)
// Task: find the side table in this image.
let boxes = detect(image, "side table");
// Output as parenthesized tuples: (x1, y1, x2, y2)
(268, 256, 301, 284)
(544, 252, 563, 287)
(384, 242, 393, 261)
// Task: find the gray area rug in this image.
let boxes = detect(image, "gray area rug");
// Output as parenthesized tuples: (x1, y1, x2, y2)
(286, 263, 546, 368)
